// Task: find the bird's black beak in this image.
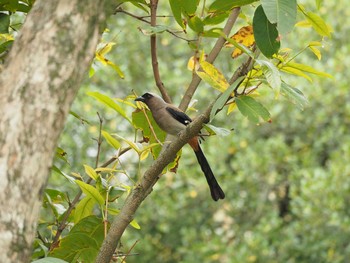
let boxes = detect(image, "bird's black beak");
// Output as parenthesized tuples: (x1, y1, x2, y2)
(135, 96, 145, 102)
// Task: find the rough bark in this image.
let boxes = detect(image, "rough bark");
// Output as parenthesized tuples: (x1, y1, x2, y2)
(0, 0, 107, 261)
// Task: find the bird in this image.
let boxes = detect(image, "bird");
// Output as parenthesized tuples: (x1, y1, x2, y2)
(135, 92, 225, 201)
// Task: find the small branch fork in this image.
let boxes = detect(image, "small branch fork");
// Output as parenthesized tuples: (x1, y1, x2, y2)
(179, 7, 241, 111)
(95, 9, 258, 263)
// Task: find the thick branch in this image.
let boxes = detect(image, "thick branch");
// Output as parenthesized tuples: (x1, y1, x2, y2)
(96, 109, 211, 263)
(179, 7, 240, 111)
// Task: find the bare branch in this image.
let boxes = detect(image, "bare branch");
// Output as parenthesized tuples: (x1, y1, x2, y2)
(150, 0, 172, 103)
(179, 7, 241, 111)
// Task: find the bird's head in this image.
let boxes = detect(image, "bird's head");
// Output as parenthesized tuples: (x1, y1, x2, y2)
(134, 92, 155, 103)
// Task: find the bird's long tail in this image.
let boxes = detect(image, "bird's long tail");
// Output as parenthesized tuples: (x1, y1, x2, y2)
(193, 144, 225, 201)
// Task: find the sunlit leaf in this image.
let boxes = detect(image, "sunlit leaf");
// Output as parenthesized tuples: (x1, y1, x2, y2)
(281, 66, 313, 82)
(197, 61, 229, 92)
(74, 196, 95, 224)
(84, 165, 98, 181)
(303, 11, 331, 37)
(130, 219, 141, 229)
(236, 96, 271, 123)
(225, 26, 255, 58)
(187, 51, 207, 71)
(285, 62, 332, 78)
(87, 91, 131, 123)
(102, 130, 121, 150)
(210, 76, 244, 121)
(75, 180, 105, 206)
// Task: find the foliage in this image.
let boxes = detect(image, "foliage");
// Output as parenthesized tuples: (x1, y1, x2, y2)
(2, 0, 341, 262)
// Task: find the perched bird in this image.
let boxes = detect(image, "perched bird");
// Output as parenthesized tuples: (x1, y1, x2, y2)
(135, 92, 225, 201)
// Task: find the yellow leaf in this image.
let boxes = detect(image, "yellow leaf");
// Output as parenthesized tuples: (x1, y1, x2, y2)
(197, 61, 229, 92)
(295, 20, 312, 28)
(97, 42, 116, 56)
(187, 52, 207, 71)
(309, 46, 321, 60)
(227, 103, 237, 115)
(140, 150, 149, 161)
(225, 26, 255, 58)
(84, 165, 98, 180)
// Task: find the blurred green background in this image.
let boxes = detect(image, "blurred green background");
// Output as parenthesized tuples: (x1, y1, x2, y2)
(52, 1, 350, 262)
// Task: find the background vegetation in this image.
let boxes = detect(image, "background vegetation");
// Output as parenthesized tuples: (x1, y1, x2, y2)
(2, 0, 347, 262)
(53, 1, 349, 262)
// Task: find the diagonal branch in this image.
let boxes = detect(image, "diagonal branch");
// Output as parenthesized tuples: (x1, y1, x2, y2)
(179, 7, 241, 111)
(96, 41, 256, 262)
(95, 107, 212, 263)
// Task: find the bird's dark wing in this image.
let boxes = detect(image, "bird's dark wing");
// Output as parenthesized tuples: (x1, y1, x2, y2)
(166, 107, 192, 126)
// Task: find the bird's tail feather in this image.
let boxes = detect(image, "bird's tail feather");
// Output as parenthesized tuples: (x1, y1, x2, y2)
(194, 147, 225, 201)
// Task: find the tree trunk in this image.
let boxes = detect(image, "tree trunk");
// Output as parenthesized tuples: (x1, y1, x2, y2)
(0, 0, 107, 261)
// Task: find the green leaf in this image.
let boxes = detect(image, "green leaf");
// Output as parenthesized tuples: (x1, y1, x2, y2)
(236, 96, 271, 123)
(55, 147, 69, 164)
(101, 130, 121, 150)
(138, 25, 169, 35)
(257, 59, 281, 95)
(0, 39, 13, 54)
(285, 62, 332, 78)
(182, 0, 198, 15)
(197, 61, 229, 92)
(74, 196, 95, 223)
(253, 5, 280, 58)
(261, 0, 297, 35)
(281, 82, 309, 110)
(132, 109, 166, 159)
(130, 219, 141, 229)
(84, 165, 98, 181)
(204, 124, 231, 136)
(49, 216, 105, 263)
(210, 76, 245, 121)
(187, 15, 204, 33)
(69, 110, 90, 125)
(303, 11, 331, 37)
(209, 0, 258, 12)
(203, 12, 229, 25)
(169, 0, 185, 29)
(32, 257, 69, 263)
(87, 91, 131, 123)
(0, 13, 10, 33)
(75, 180, 105, 206)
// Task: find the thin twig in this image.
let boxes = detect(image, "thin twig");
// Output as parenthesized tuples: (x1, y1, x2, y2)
(95, 112, 103, 168)
(115, 8, 194, 42)
(121, 240, 139, 263)
(49, 143, 137, 251)
(150, 0, 171, 103)
(179, 7, 241, 111)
